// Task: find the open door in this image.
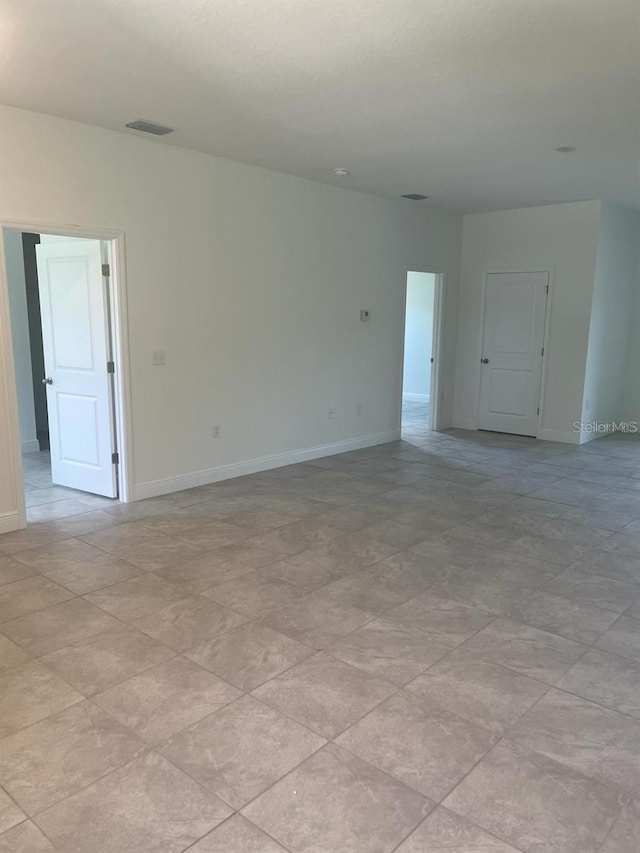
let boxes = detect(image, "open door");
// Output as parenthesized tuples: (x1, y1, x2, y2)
(35, 238, 117, 497)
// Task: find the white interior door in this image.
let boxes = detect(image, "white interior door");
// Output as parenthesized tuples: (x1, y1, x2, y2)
(478, 271, 548, 437)
(36, 238, 117, 497)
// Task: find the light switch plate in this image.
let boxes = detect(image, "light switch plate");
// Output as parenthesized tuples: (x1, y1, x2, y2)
(152, 350, 166, 366)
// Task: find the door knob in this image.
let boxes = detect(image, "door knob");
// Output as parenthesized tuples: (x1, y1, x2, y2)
(481, 358, 489, 364)
(42, 377, 53, 385)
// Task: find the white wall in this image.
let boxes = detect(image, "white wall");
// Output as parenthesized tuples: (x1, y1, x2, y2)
(0, 105, 462, 525)
(582, 204, 639, 434)
(3, 231, 38, 454)
(454, 201, 601, 442)
(622, 220, 640, 424)
(402, 271, 435, 399)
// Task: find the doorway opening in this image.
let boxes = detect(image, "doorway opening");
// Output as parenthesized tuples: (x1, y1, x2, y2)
(2, 226, 130, 527)
(401, 269, 441, 439)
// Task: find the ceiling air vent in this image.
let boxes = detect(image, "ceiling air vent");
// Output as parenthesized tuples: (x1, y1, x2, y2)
(401, 193, 429, 201)
(125, 119, 174, 136)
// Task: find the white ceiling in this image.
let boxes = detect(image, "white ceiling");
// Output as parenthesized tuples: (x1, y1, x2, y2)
(1, 0, 639, 212)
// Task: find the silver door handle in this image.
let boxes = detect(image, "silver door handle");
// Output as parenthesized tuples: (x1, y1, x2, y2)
(481, 358, 489, 364)
(42, 377, 53, 385)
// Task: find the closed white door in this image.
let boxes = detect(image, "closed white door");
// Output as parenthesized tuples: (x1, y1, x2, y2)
(36, 239, 117, 497)
(478, 271, 548, 436)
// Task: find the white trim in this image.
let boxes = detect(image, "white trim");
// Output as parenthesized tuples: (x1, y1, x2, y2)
(577, 429, 615, 445)
(535, 267, 555, 440)
(430, 272, 444, 430)
(0, 235, 26, 530)
(20, 440, 40, 454)
(0, 220, 134, 532)
(400, 266, 445, 431)
(451, 421, 582, 445)
(106, 233, 134, 502)
(403, 392, 429, 402)
(134, 429, 401, 500)
(0, 512, 21, 535)
(538, 427, 581, 445)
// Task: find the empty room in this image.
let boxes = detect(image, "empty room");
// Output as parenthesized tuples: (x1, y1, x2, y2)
(0, 2, 639, 852)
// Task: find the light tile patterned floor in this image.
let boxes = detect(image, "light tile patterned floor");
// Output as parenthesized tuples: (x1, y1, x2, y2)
(1, 417, 640, 852)
(401, 396, 430, 436)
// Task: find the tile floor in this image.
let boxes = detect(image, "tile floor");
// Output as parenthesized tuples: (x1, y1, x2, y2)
(401, 396, 430, 437)
(1, 423, 640, 852)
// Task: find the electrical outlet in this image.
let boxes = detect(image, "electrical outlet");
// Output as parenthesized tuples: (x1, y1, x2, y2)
(212, 424, 221, 438)
(356, 402, 364, 416)
(152, 350, 166, 366)
(328, 406, 336, 419)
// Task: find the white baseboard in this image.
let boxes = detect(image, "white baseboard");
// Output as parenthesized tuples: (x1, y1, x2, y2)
(577, 430, 600, 445)
(446, 421, 589, 446)
(21, 440, 40, 454)
(452, 418, 477, 431)
(576, 428, 621, 445)
(538, 427, 581, 445)
(403, 393, 429, 403)
(133, 430, 402, 501)
(0, 511, 22, 535)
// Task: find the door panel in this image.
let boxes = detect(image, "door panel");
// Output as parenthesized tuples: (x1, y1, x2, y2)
(487, 369, 530, 416)
(478, 271, 548, 436)
(48, 260, 95, 368)
(56, 394, 101, 464)
(36, 239, 117, 497)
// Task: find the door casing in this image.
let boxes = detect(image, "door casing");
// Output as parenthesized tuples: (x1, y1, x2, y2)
(0, 221, 134, 528)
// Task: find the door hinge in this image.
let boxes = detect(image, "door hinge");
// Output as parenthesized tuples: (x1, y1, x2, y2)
(101, 263, 110, 277)
(545, 284, 549, 293)
(537, 407, 540, 415)
(107, 361, 115, 374)
(111, 451, 119, 464)
(541, 347, 544, 356)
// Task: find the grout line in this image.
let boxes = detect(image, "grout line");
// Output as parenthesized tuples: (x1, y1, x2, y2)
(3, 431, 640, 850)
(387, 803, 530, 853)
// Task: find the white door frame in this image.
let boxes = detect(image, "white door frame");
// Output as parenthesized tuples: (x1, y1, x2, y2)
(0, 220, 134, 527)
(475, 266, 554, 439)
(400, 265, 445, 431)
